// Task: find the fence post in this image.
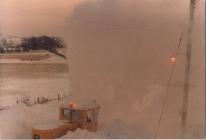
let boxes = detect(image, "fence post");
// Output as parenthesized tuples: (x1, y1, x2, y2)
(58, 94, 60, 100)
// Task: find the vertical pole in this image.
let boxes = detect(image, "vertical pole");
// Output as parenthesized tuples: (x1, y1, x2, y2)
(181, 0, 196, 137)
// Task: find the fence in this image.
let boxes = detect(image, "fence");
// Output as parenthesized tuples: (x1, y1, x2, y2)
(0, 92, 71, 112)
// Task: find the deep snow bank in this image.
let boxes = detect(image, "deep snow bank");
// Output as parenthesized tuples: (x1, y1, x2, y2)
(0, 97, 147, 139)
(0, 100, 65, 139)
(62, 118, 158, 139)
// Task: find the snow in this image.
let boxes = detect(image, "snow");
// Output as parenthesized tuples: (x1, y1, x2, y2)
(0, 95, 140, 139)
(0, 99, 67, 139)
(0, 52, 67, 64)
(62, 119, 144, 139)
(67, 0, 204, 138)
(61, 128, 101, 139)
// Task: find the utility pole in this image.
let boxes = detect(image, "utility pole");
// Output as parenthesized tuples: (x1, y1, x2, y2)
(181, 0, 196, 137)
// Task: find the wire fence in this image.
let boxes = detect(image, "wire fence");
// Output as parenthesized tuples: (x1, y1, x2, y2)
(0, 92, 71, 112)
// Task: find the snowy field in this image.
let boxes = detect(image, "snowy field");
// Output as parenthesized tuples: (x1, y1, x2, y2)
(0, 59, 70, 105)
(0, 56, 70, 139)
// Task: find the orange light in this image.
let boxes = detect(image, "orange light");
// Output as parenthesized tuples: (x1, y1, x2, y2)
(170, 57, 176, 63)
(68, 102, 75, 108)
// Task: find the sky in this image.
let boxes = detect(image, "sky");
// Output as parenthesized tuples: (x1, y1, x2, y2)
(0, 0, 189, 37)
(0, 0, 85, 36)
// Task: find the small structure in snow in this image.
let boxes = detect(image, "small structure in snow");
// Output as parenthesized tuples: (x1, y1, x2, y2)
(59, 99, 100, 132)
(32, 100, 100, 139)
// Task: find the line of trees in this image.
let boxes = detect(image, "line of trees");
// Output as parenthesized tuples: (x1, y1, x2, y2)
(20, 36, 64, 51)
(0, 36, 66, 58)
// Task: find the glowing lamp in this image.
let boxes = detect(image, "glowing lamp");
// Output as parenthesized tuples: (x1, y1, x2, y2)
(68, 102, 75, 108)
(170, 57, 176, 63)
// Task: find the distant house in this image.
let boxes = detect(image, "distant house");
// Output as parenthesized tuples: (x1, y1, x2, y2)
(0, 38, 22, 53)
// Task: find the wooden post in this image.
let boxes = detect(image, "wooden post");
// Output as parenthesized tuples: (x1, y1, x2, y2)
(181, 0, 196, 137)
(58, 94, 60, 100)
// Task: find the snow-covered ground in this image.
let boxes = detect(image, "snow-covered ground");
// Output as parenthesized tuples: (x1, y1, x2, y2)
(0, 51, 67, 64)
(0, 99, 65, 139)
(0, 43, 70, 139)
(0, 98, 165, 139)
(0, 53, 69, 105)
